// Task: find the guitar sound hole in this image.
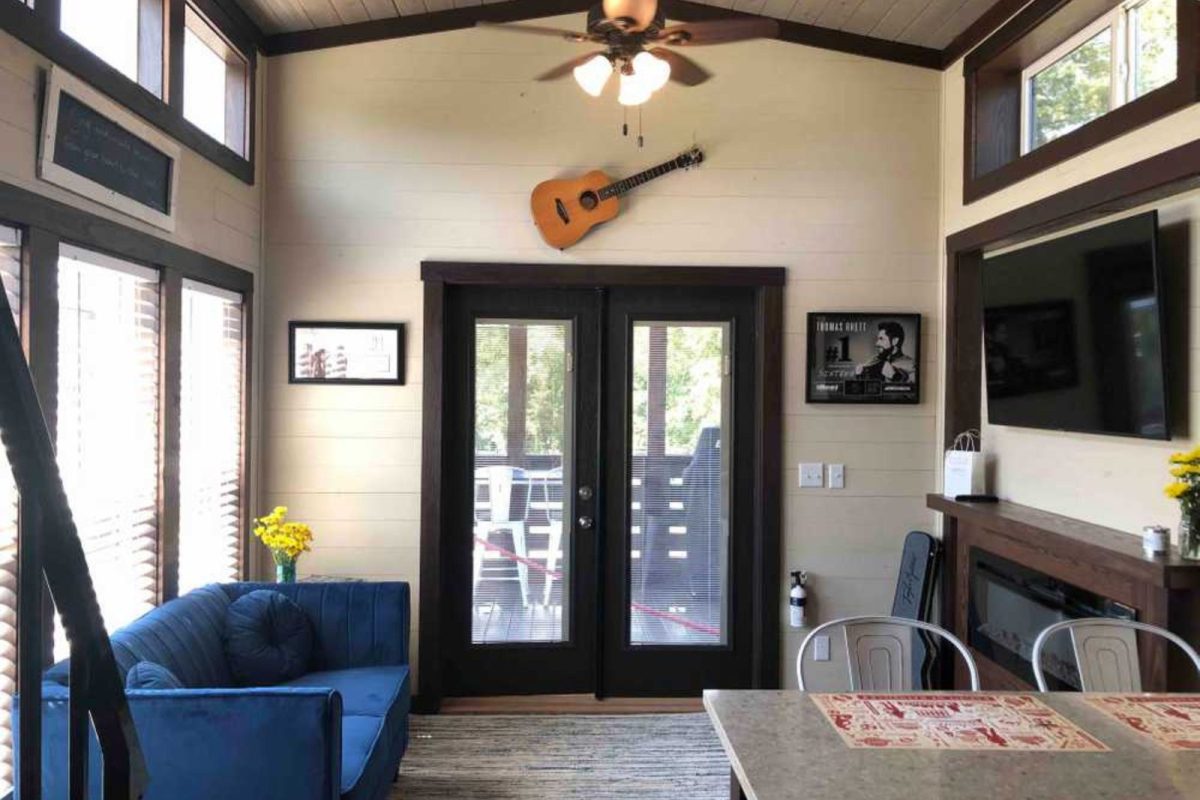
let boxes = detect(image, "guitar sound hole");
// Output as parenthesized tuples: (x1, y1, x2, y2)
(579, 191, 599, 211)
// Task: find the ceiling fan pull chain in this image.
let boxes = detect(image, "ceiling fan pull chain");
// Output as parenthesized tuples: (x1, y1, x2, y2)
(622, 104, 628, 138)
(638, 106, 644, 148)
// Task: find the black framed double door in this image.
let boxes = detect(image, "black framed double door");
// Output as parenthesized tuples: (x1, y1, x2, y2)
(441, 284, 758, 697)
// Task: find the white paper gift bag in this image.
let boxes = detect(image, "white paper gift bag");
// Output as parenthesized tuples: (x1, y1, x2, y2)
(943, 430, 984, 498)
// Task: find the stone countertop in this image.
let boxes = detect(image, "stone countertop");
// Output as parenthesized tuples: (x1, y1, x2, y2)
(704, 689, 1200, 800)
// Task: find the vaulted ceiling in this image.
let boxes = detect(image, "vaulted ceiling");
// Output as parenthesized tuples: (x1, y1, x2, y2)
(237, 0, 1013, 62)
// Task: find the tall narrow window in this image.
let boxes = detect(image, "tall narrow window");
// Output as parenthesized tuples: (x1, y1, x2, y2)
(60, 0, 165, 97)
(1022, 0, 1178, 153)
(55, 246, 160, 657)
(178, 281, 244, 594)
(0, 225, 21, 796)
(184, 4, 249, 157)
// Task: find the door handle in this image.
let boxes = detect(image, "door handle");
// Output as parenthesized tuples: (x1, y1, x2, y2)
(577, 515, 594, 530)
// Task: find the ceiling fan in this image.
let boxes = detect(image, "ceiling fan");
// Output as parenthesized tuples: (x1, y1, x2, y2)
(479, 0, 779, 106)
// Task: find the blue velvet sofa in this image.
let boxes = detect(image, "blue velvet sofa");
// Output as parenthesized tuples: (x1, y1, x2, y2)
(16, 581, 411, 800)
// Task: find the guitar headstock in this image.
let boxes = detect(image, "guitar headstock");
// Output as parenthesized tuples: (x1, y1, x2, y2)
(679, 146, 705, 169)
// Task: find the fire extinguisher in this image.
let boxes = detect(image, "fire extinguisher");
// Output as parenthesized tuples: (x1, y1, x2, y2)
(789, 571, 808, 628)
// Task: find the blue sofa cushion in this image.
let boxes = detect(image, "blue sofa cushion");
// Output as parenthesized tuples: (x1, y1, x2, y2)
(45, 584, 234, 688)
(220, 583, 410, 672)
(283, 666, 411, 799)
(224, 590, 314, 686)
(126, 661, 184, 690)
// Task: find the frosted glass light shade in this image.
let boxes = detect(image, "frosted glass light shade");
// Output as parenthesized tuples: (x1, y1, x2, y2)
(573, 55, 613, 97)
(618, 70, 653, 106)
(631, 51, 671, 93)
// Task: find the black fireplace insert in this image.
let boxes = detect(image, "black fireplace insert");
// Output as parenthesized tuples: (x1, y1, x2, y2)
(968, 548, 1136, 689)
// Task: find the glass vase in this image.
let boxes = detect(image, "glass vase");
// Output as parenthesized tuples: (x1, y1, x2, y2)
(1180, 512, 1200, 560)
(275, 557, 297, 584)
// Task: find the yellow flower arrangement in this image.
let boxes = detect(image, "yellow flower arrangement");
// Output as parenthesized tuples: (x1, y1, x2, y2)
(253, 506, 314, 568)
(1165, 448, 1200, 506)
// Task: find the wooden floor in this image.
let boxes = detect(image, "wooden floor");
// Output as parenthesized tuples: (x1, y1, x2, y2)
(440, 694, 704, 715)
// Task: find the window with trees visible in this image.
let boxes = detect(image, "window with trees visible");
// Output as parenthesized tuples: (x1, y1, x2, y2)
(0, 225, 21, 797)
(1022, 0, 1177, 152)
(184, 3, 249, 157)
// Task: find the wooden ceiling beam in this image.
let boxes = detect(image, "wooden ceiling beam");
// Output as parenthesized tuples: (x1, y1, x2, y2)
(262, 0, 594, 56)
(256, 0, 1029, 71)
(260, 0, 944, 68)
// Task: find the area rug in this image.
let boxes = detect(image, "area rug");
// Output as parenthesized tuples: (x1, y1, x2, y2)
(391, 714, 728, 799)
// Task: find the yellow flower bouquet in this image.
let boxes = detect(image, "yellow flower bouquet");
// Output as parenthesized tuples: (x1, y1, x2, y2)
(1166, 448, 1200, 559)
(253, 506, 314, 583)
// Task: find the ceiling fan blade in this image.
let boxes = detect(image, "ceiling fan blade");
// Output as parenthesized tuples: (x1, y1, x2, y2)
(653, 17, 779, 46)
(475, 21, 599, 44)
(603, 0, 659, 31)
(537, 51, 609, 81)
(649, 47, 711, 86)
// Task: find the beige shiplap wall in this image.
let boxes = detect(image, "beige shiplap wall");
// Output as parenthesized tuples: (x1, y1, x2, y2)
(0, 26, 268, 567)
(940, 57, 1200, 537)
(263, 14, 942, 688)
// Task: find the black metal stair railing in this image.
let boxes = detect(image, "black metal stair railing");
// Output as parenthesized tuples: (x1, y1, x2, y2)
(0, 286, 147, 798)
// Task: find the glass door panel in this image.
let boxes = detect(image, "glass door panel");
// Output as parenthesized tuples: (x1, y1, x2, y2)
(628, 322, 731, 646)
(471, 319, 573, 644)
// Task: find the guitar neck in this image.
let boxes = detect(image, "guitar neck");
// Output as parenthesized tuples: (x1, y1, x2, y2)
(598, 155, 688, 199)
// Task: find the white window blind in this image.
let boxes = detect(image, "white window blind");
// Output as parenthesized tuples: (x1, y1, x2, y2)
(178, 280, 244, 594)
(0, 225, 21, 796)
(55, 245, 160, 658)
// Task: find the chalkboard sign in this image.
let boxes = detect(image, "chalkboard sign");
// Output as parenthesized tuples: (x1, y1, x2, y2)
(53, 92, 172, 214)
(39, 68, 179, 231)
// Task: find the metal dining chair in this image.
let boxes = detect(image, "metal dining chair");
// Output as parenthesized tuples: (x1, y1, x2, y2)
(797, 615, 981, 691)
(472, 465, 531, 607)
(1031, 618, 1200, 692)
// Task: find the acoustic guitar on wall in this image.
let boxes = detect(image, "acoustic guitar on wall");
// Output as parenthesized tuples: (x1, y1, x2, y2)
(530, 146, 704, 249)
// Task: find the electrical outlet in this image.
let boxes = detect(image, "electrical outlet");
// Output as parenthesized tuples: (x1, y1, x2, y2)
(827, 464, 845, 490)
(799, 462, 824, 488)
(813, 635, 831, 662)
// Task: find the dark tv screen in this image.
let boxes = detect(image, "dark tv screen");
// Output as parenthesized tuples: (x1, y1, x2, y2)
(982, 211, 1168, 440)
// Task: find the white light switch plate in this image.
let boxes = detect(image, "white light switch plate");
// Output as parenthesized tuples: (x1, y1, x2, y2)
(799, 462, 824, 488)
(813, 635, 831, 662)
(827, 464, 845, 489)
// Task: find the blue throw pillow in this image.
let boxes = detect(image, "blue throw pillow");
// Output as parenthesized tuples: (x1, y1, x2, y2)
(224, 589, 314, 686)
(126, 661, 183, 691)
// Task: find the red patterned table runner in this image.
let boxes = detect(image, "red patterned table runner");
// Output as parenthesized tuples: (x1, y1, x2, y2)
(1086, 695, 1200, 750)
(811, 693, 1109, 751)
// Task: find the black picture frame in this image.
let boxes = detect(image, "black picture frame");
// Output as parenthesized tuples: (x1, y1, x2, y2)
(806, 312, 921, 405)
(288, 321, 406, 385)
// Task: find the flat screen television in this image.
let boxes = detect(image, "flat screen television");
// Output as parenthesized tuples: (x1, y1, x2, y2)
(981, 211, 1169, 440)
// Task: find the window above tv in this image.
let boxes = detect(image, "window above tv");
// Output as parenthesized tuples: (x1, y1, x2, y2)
(962, 0, 1198, 204)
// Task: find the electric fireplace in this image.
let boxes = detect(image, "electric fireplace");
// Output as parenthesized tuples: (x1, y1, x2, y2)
(968, 548, 1136, 690)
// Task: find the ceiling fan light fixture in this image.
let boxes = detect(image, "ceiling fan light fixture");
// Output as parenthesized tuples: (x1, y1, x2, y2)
(631, 51, 671, 93)
(617, 69, 653, 106)
(573, 54, 613, 97)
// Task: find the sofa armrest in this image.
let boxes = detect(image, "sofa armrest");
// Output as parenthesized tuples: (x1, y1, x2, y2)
(223, 582, 410, 670)
(17, 684, 343, 800)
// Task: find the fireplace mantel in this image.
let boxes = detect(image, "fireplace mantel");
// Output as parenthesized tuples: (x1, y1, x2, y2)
(928, 494, 1200, 691)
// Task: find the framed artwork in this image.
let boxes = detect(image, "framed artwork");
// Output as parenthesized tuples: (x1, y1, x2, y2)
(806, 312, 921, 405)
(289, 322, 405, 385)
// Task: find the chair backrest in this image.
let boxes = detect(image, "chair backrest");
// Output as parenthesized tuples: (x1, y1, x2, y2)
(1031, 618, 1200, 692)
(797, 615, 981, 691)
(485, 465, 526, 524)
